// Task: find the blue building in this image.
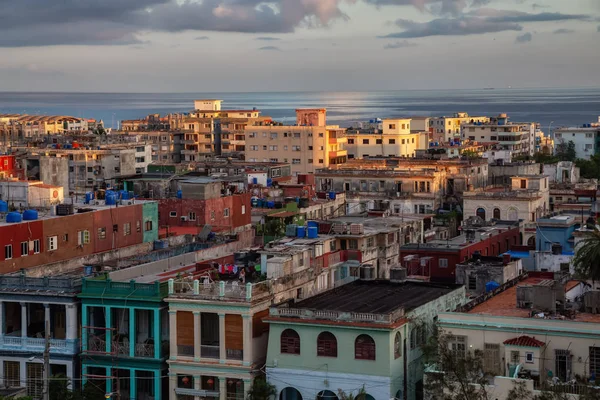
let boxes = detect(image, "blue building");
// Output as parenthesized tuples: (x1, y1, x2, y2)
(535, 214, 579, 253)
(0, 271, 81, 398)
(79, 278, 170, 400)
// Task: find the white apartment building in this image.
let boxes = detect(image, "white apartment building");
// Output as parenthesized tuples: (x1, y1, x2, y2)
(346, 119, 428, 159)
(461, 114, 536, 157)
(553, 118, 600, 160)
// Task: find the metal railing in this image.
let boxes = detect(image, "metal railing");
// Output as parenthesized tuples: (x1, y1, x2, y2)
(271, 304, 404, 324)
(201, 345, 220, 359)
(226, 349, 243, 361)
(178, 345, 194, 357)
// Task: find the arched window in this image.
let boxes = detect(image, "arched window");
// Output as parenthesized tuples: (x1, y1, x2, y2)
(355, 334, 376, 360)
(476, 208, 486, 220)
(508, 207, 518, 221)
(394, 332, 402, 359)
(317, 332, 338, 357)
(280, 387, 303, 400)
(493, 208, 501, 220)
(316, 390, 338, 400)
(280, 329, 300, 355)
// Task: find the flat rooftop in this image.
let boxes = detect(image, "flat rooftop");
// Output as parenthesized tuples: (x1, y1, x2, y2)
(288, 279, 461, 314)
(468, 276, 600, 323)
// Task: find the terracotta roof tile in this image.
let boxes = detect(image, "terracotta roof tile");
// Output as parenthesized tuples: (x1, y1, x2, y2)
(504, 335, 545, 347)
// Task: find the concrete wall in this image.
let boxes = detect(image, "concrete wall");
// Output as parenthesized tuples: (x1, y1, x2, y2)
(489, 163, 541, 186)
(143, 201, 159, 243)
(39, 157, 70, 193)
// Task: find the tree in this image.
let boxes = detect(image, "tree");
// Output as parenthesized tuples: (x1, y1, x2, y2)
(422, 328, 493, 400)
(246, 377, 276, 400)
(576, 155, 600, 179)
(555, 141, 577, 162)
(572, 228, 600, 282)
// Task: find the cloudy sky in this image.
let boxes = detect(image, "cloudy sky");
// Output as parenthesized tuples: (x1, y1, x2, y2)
(0, 0, 598, 92)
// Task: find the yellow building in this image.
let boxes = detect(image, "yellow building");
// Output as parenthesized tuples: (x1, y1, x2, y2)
(430, 112, 490, 143)
(244, 109, 347, 175)
(346, 118, 428, 158)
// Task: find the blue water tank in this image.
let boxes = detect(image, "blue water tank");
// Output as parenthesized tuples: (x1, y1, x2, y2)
(105, 190, 117, 205)
(267, 178, 273, 187)
(307, 221, 318, 229)
(176, 190, 183, 199)
(85, 192, 94, 204)
(0, 200, 8, 213)
(295, 197, 300, 204)
(329, 191, 336, 200)
(251, 197, 258, 207)
(119, 190, 130, 200)
(252, 177, 258, 185)
(23, 210, 38, 221)
(307, 226, 318, 239)
(485, 281, 500, 293)
(267, 201, 275, 209)
(84, 266, 94, 276)
(297, 226, 306, 238)
(6, 212, 22, 223)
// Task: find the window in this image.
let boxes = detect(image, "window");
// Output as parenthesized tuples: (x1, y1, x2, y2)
(33, 239, 40, 253)
(319, 133, 324, 137)
(376, 139, 383, 145)
(123, 223, 131, 236)
(349, 239, 358, 250)
(63, 234, 68, 242)
(189, 212, 196, 221)
(439, 258, 448, 268)
(4, 245, 12, 260)
(318, 159, 324, 164)
(224, 208, 230, 217)
(292, 159, 301, 164)
(394, 332, 402, 359)
(366, 237, 374, 247)
(78, 230, 90, 245)
(97, 228, 106, 240)
(590, 347, 600, 375)
(493, 208, 501, 219)
(281, 329, 300, 354)
(170, 211, 177, 218)
(521, 179, 527, 189)
(241, 205, 246, 215)
(355, 334, 376, 360)
(21, 241, 28, 257)
(448, 336, 467, 359)
(4, 361, 20, 387)
(47, 236, 58, 251)
(389, 139, 396, 144)
(269, 145, 278, 151)
(292, 145, 301, 151)
(330, 241, 336, 252)
(511, 350, 520, 364)
(348, 139, 355, 144)
(270, 133, 278, 139)
(210, 211, 215, 221)
(468, 275, 477, 290)
(362, 139, 369, 145)
(307, 159, 313, 164)
(145, 221, 153, 231)
(317, 332, 338, 357)
(402, 139, 405, 144)
(526, 352, 534, 363)
(27, 362, 43, 399)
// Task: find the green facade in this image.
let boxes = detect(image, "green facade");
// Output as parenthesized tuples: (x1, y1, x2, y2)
(143, 201, 159, 243)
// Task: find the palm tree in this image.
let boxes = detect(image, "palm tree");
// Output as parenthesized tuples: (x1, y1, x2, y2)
(573, 228, 600, 282)
(246, 377, 276, 400)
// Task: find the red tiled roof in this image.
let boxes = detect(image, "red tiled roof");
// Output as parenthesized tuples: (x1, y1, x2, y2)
(503, 335, 545, 348)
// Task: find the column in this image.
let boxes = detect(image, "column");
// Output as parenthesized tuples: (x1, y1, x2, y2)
(66, 304, 77, 340)
(105, 306, 112, 354)
(194, 375, 201, 400)
(44, 303, 50, 337)
(243, 379, 252, 400)
(0, 301, 4, 336)
(154, 370, 161, 400)
(219, 377, 227, 400)
(130, 369, 137, 400)
(82, 365, 88, 387)
(81, 305, 88, 352)
(66, 362, 73, 390)
(169, 311, 177, 359)
(20, 302, 27, 338)
(193, 311, 201, 361)
(218, 313, 226, 363)
(129, 308, 136, 357)
(105, 367, 112, 395)
(168, 373, 177, 400)
(154, 308, 161, 359)
(242, 315, 252, 366)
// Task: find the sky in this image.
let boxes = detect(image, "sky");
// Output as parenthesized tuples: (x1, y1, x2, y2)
(0, 0, 598, 92)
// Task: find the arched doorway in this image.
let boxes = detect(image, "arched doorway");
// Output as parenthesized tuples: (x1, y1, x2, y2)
(280, 387, 303, 400)
(493, 208, 501, 220)
(476, 208, 486, 220)
(527, 236, 536, 247)
(316, 390, 338, 400)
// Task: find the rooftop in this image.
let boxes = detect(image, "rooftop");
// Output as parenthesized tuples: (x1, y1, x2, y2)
(467, 276, 600, 323)
(283, 279, 461, 315)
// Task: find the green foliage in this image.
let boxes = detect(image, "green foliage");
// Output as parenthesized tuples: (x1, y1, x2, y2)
(576, 155, 600, 179)
(555, 140, 577, 162)
(460, 150, 480, 159)
(337, 386, 367, 400)
(246, 377, 276, 400)
(572, 228, 600, 282)
(93, 126, 106, 135)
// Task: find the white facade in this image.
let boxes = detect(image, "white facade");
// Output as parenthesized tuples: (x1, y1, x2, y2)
(462, 114, 536, 157)
(554, 123, 600, 160)
(430, 113, 489, 142)
(134, 144, 152, 173)
(194, 99, 222, 111)
(346, 119, 428, 159)
(0, 180, 64, 208)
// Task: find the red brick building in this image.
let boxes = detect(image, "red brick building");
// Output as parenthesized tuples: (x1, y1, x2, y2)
(0, 155, 18, 177)
(157, 193, 251, 233)
(400, 221, 521, 283)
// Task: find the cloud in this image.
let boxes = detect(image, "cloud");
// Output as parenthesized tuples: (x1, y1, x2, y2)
(515, 32, 532, 42)
(364, 0, 491, 16)
(256, 37, 281, 41)
(553, 28, 574, 34)
(531, 3, 550, 10)
(195, 36, 210, 40)
(384, 40, 418, 49)
(258, 45, 282, 51)
(0, 0, 356, 47)
(382, 9, 590, 39)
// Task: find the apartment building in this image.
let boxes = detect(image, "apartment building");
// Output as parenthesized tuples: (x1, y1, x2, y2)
(316, 158, 489, 215)
(0, 179, 63, 208)
(0, 114, 87, 140)
(429, 272, 600, 399)
(266, 277, 466, 400)
(245, 109, 348, 175)
(461, 114, 536, 158)
(126, 131, 183, 164)
(430, 112, 489, 142)
(0, 200, 158, 274)
(346, 118, 428, 159)
(0, 272, 80, 398)
(553, 118, 600, 160)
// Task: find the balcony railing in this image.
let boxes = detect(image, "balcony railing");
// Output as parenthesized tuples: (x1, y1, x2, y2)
(201, 345, 220, 359)
(0, 336, 77, 354)
(226, 349, 243, 361)
(135, 342, 154, 357)
(270, 304, 404, 324)
(178, 345, 194, 357)
(112, 340, 130, 356)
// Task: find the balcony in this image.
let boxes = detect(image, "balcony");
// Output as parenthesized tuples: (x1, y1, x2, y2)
(0, 336, 78, 354)
(201, 345, 220, 359)
(80, 279, 168, 301)
(181, 149, 198, 155)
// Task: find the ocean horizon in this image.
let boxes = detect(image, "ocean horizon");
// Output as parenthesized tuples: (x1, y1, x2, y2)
(1, 87, 599, 131)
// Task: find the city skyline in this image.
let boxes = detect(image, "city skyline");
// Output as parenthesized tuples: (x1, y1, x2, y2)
(0, 0, 599, 92)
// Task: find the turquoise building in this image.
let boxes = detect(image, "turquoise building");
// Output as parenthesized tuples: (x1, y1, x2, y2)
(79, 278, 170, 400)
(143, 201, 159, 243)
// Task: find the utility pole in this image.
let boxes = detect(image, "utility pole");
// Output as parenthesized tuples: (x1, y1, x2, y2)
(43, 319, 50, 400)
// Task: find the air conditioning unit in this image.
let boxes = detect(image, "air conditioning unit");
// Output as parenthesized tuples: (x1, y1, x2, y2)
(181, 216, 188, 222)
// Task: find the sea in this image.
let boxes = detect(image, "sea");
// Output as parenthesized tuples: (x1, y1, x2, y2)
(0, 88, 599, 131)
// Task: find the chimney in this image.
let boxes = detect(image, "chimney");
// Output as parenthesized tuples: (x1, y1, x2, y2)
(502, 253, 511, 266)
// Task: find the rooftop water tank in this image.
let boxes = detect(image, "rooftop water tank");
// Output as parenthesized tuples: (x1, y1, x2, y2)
(297, 226, 306, 238)
(105, 190, 117, 205)
(0, 200, 8, 213)
(85, 192, 94, 204)
(176, 190, 183, 199)
(266, 178, 273, 187)
(329, 191, 336, 200)
(307, 226, 318, 239)
(6, 212, 22, 223)
(23, 210, 38, 221)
